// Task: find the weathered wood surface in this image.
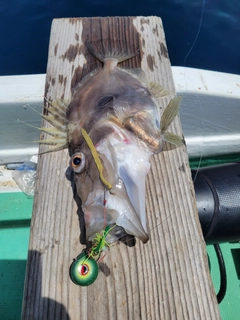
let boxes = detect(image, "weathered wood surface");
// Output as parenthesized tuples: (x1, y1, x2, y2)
(22, 17, 220, 319)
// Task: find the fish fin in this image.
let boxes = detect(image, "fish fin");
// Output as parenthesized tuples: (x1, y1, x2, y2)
(23, 100, 69, 154)
(71, 68, 98, 95)
(39, 127, 67, 138)
(41, 114, 67, 132)
(162, 141, 181, 151)
(18, 120, 67, 138)
(160, 96, 182, 133)
(163, 132, 185, 147)
(38, 143, 68, 155)
(36, 137, 67, 145)
(120, 69, 169, 99)
(44, 99, 69, 119)
(147, 82, 169, 99)
(35, 135, 68, 154)
(122, 68, 147, 83)
(86, 40, 138, 64)
(42, 99, 68, 138)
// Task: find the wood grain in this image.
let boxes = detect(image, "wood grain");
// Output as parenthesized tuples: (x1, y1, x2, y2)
(22, 17, 220, 320)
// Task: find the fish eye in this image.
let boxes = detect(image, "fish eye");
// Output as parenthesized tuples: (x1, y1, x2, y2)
(70, 153, 85, 173)
(73, 157, 81, 165)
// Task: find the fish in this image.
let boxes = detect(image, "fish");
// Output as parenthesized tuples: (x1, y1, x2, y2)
(39, 40, 184, 245)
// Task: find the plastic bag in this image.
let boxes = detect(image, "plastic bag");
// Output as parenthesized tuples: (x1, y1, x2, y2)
(12, 161, 37, 196)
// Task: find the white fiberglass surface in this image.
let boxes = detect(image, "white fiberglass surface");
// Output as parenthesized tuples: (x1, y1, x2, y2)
(0, 68, 240, 165)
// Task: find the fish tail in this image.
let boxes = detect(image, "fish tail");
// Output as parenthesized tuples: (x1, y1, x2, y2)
(86, 40, 138, 67)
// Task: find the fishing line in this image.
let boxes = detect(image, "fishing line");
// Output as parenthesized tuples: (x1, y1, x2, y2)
(181, 1, 227, 304)
(183, 0, 206, 66)
(103, 188, 107, 229)
(182, 0, 206, 183)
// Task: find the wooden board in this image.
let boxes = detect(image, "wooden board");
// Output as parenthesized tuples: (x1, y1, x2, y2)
(22, 17, 220, 319)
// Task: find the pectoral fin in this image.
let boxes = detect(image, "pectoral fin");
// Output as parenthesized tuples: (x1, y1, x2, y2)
(160, 96, 182, 133)
(163, 132, 185, 147)
(148, 82, 169, 99)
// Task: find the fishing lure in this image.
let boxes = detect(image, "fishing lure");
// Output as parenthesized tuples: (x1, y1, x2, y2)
(69, 251, 99, 286)
(69, 225, 116, 286)
(81, 128, 112, 190)
(88, 225, 115, 260)
(69, 129, 117, 286)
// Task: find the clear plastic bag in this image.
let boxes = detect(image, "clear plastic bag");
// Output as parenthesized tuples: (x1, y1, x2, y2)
(12, 161, 37, 196)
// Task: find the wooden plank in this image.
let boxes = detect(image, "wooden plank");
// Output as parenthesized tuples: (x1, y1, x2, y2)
(22, 17, 220, 319)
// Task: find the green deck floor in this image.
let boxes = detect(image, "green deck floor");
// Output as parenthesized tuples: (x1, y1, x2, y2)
(207, 243, 240, 319)
(0, 192, 240, 319)
(0, 193, 32, 320)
